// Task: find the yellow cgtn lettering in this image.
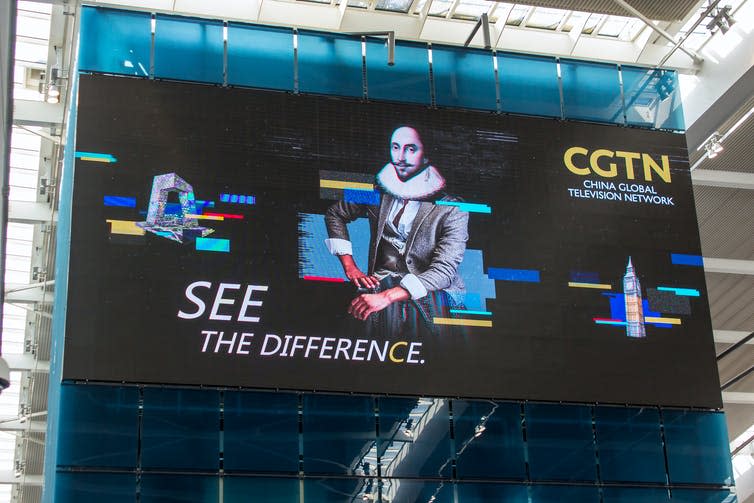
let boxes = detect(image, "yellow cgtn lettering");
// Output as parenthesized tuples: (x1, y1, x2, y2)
(564, 146, 671, 183)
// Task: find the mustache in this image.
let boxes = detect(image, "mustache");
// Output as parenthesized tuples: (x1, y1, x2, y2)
(393, 161, 414, 168)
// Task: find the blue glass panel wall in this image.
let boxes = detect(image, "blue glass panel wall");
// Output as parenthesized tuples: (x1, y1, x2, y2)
(302, 477, 365, 502)
(140, 474, 219, 503)
(671, 489, 737, 502)
(622, 65, 685, 130)
(561, 59, 622, 124)
(603, 487, 671, 503)
(140, 388, 220, 470)
(595, 405, 666, 483)
(378, 397, 452, 478)
(663, 410, 734, 485)
(432, 45, 496, 110)
(302, 395, 375, 475)
(530, 484, 601, 503)
(456, 482, 528, 502)
(498, 52, 560, 118)
(78, 8, 151, 76)
(154, 15, 224, 83)
(454, 400, 526, 480)
(526, 403, 597, 481)
(227, 23, 293, 90)
(383, 479, 455, 503)
(224, 391, 299, 473)
(53, 8, 726, 503)
(55, 472, 135, 503)
(365, 40, 430, 104)
(57, 384, 138, 467)
(225, 477, 300, 503)
(297, 31, 363, 98)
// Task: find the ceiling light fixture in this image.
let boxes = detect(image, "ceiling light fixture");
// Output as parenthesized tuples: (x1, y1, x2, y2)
(706, 5, 736, 34)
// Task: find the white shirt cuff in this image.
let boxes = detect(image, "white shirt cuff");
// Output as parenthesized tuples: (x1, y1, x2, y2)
(400, 274, 428, 300)
(325, 238, 353, 256)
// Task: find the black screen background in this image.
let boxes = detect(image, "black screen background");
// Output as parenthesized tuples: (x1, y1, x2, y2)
(64, 74, 721, 408)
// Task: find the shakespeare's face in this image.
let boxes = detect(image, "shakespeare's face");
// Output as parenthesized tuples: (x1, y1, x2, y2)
(390, 127, 426, 181)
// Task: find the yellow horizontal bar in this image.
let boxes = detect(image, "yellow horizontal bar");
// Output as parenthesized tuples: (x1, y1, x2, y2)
(79, 156, 113, 163)
(433, 317, 492, 328)
(568, 282, 612, 290)
(186, 214, 224, 221)
(320, 179, 374, 191)
(644, 316, 682, 325)
(106, 219, 145, 236)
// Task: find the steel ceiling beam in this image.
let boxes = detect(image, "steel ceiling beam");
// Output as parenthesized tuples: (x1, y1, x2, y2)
(692, 169, 754, 190)
(612, 0, 703, 64)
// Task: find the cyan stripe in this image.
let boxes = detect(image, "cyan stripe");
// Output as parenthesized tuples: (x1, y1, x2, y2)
(657, 286, 701, 297)
(450, 309, 492, 316)
(435, 200, 492, 213)
(196, 237, 230, 252)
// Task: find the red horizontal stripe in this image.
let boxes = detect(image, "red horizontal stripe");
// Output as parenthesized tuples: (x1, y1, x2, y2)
(303, 275, 345, 283)
(204, 212, 244, 219)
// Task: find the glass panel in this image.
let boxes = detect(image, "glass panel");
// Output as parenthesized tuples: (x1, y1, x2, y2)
(663, 410, 734, 485)
(57, 384, 138, 468)
(452, 0, 491, 21)
(526, 7, 567, 30)
(671, 489, 737, 503)
(378, 397, 452, 478)
(79, 7, 152, 76)
(302, 395, 376, 475)
(298, 31, 363, 98)
(375, 0, 413, 12)
(595, 406, 666, 483)
(365, 40, 430, 104)
(531, 485, 601, 502)
(498, 52, 560, 117)
(55, 472, 135, 503)
(302, 477, 365, 502)
(153, 15, 224, 84)
(227, 23, 293, 91)
(141, 388, 220, 470)
(140, 474, 219, 503)
(561, 59, 622, 124)
(603, 487, 671, 503)
(457, 482, 528, 502)
(432, 46, 496, 111)
(224, 477, 300, 502)
(525, 403, 597, 481)
(381, 478, 453, 502)
(224, 391, 299, 473)
(454, 400, 526, 480)
(428, 0, 454, 17)
(622, 66, 685, 131)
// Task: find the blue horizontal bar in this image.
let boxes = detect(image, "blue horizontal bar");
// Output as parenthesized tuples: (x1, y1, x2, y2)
(449, 309, 492, 316)
(488, 267, 540, 282)
(671, 253, 703, 267)
(196, 237, 230, 252)
(657, 286, 700, 297)
(435, 201, 492, 214)
(595, 320, 627, 326)
(344, 188, 380, 205)
(103, 196, 136, 207)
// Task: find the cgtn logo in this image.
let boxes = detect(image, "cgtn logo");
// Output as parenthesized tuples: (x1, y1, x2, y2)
(563, 147, 672, 184)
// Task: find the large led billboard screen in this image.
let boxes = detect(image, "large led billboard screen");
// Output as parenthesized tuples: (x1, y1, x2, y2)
(64, 74, 721, 407)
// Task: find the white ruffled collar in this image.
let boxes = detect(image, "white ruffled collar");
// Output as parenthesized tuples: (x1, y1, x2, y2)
(376, 163, 446, 200)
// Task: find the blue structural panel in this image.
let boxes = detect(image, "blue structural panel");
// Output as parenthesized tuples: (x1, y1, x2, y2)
(51, 7, 720, 503)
